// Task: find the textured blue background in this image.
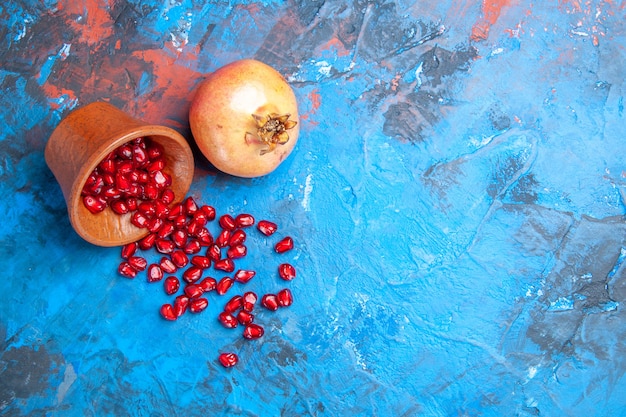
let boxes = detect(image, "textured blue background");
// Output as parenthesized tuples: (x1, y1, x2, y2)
(1, 0, 626, 415)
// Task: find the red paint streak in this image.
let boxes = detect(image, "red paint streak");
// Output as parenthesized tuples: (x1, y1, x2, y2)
(59, 0, 115, 45)
(41, 83, 77, 110)
(300, 89, 320, 125)
(319, 37, 351, 57)
(471, 0, 514, 42)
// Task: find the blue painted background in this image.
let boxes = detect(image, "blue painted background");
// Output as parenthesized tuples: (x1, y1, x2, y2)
(1, 0, 626, 415)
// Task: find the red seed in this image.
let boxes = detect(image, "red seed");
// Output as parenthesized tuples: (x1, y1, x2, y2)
(234, 269, 256, 284)
(110, 199, 129, 215)
(173, 295, 189, 317)
(168, 203, 184, 219)
(117, 143, 133, 159)
(183, 239, 201, 254)
(127, 256, 147, 271)
(186, 219, 202, 236)
(182, 266, 203, 284)
(153, 201, 170, 219)
(235, 213, 255, 228)
(196, 228, 213, 246)
(156, 222, 175, 239)
(147, 218, 164, 233)
(118, 261, 137, 278)
(125, 197, 138, 211)
(226, 244, 247, 259)
(191, 211, 208, 226)
(184, 284, 204, 299)
(147, 264, 164, 283)
(261, 294, 279, 311)
(242, 291, 258, 312)
(184, 196, 198, 215)
(278, 263, 296, 281)
(138, 233, 157, 250)
(191, 255, 211, 269)
(131, 211, 149, 228)
(171, 250, 189, 268)
(160, 257, 177, 274)
(121, 242, 137, 259)
(160, 304, 177, 321)
(215, 229, 231, 247)
(151, 171, 172, 189)
(207, 244, 221, 262)
(137, 201, 156, 217)
(228, 229, 247, 246)
(218, 352, 238, 368)
(155, 239, 175, 254)
(214, 258, 235, 273)
(224, 295, 243, 313)
(146, 158, 165, 173)
(160, 188, 175, 204)
(216, 276, 234, 295)
(189, 297, 209, 313)
(243, 323, 264, 340)
(83, 195, 107, 214)
(237, 310, 254, 325)
(275, 236, 294, 254)
(146, 141, 164, 159)
(257, 220, 278, 236)
(199, 277, 217, 292)
(98, 157, 116, 174)
(277, 288, 293, 307)
(200, 205, 216, 221)
(172, 229, 188, 248)
(219, 214, 236, 230)
(164, 276, 180, 295)
(132, 143, 148, 165)
(218, 312, 238, 328)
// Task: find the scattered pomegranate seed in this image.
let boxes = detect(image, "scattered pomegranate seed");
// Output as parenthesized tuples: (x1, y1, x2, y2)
(219, 214, 236, 230)
(191, 256, 211, 269)
(184, 284, 204, 299)
(228, 229, 246, 246)
(173, 295, 189, 317)
(214, 258, 235, 273)
(234, 269, 256, 284)
(121, 242, 138, 259)
(155, 239, 175, 254)
(277, 288, 293, 307)
(171, 250, 189, 268)
(131, 211, 148, 228)
(157, 222, 175, 239)
(164, 276, 180, 295)
(183, 196, 199, 215)
(242, 292, 258, 312)
(110, 199, 130, 215)
(171, 229, 188, 248)
(138, 233, 156, 250)
(160, 304, 177, 321)
(183, 239, 201, 254)
(243, 323, 264, 340)
(218, 312, 238, 328)
(201, 205, 216, 221)
(182, 266, 203, 284)
(83, 195, 107, 214)
(147, 264, 164, 283)
(215, 229, 231, 247)
(218, 352, 238, 368)
(207, 244, 221, 261)
(199, 277, 217, 292)
(216, 276, 234, 295)
(278, 263, 296, 281)
(224, 295, 243, 313)
(237, 310, 254, 325)
(275, 236, 294, 254)
(235, 213, 255, 228)
(160, 257, 177, 274)
(160, 188, 175, 204)
(127, 256, 147, 271)
(257, 220, 277, 236)
(189, 297, 209, 313)
(261, 294, 279, 311)
(118, 262, 138, 278)
(226, 244, 247, 259)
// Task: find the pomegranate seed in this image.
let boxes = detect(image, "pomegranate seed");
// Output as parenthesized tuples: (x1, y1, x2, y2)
(172, 229, 188, 248)
(83, 195, 107, 214)
(115, 172, 132, 192)
(99, 157, 116, 174)
(218, 311, 238, 328)
(257, 220, 278, 236)
(154, 201, 170, 219)
(189, 297, 209, 313)
(186, 219, 202, 236)
(226, 244, 247, 259)
(116, 160, 134, 174)
(200, 205, 216, 221)
(137, 201, 156, 217)
(191, 256, 211, 269)
(183, 239, 201, 254)
(191, 211, 208, 226)
(235, 213, 255, 228)
(160, 257, 177, 274)
(215, 229, 231, 247)
(197, 228, 213, 246)
(171, 250, 189, 268)
(82, 173, 104, 195)
(182, 266, 203, 284)
(214, 258, 235, 273)
(218, 352, 238, 368)
(125, 197, 138, 211)
(164, 276, 180, 295)
(234, 269, 256, 284)
(151, 171, 171, 189)
(228, 229, 246, 246)
(127, 256, 147, 271)
(242, 291, 258, 312)
(155, 239, 175, 254)
(147, 218, 164, 233)
(118, 261, 137, 278)
(131, 211, 149, 228)
(199, 277, 217, 292)
(101, 185, 120, 200)
(207, 244, 221, 261)
(275, 237, 294, 254)
(143, 183, 160, 200)
(237, 310, 254, 325)
(146, 141, 164, 159)
(261, 294, 279, 311)
(216, 276, 234, 295)
(160, 188, 175, 204)
(278, 263, 296, 281)
(146, 158, 164, 173)
(147, 264, 164, 282)
(132, 144, 148, 165)
(277, 288, 293, 307)
(173, 295, 189, 317)
(117, 143, 133, 159)
(156, 222, 175, 239)
(121, 242, 137, 259)
(224, 295, 243, 313)
(138, 233, 157, 250)
(243, 323, 264, 340)
(110, 199, 129, 215)
(219, 214, 236, 230)
(184, 284, 204, 299)
(184, 197, 198, 215)
(168, 203, 184, 219)
(160, 304, 177, 321)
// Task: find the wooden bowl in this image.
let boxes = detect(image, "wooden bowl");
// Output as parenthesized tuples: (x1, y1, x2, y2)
(45, 101, 194, 247)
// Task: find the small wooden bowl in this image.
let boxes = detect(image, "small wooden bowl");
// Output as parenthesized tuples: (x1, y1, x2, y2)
(45, 101, 194, 247)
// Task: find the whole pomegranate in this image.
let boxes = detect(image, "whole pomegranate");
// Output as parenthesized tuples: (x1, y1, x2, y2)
(189, 59, 300, 178)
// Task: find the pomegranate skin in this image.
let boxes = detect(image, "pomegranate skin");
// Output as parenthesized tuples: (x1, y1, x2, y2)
(189, 59, 300, 178)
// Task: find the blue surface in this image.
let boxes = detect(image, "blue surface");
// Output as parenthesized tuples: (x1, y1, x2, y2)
(1, 0, 626, 415)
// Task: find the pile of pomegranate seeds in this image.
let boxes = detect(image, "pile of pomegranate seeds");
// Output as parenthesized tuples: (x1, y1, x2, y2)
(81, 137, 297, 368)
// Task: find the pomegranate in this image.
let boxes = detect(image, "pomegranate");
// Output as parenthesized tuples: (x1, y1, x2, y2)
(218, 352, 238, 368)
(189, 59, 300, 177)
